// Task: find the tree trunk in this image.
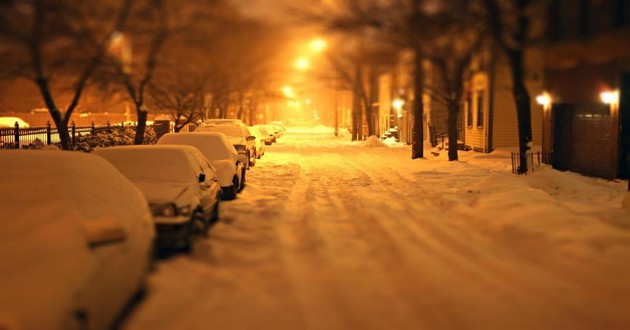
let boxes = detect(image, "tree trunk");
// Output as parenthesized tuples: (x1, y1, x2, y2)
(134, 105, 148, 145)
(447, 100, 459, 161)
(412, 50, 424, 159)
(351, 90, 362, 141)
(508, 49, 533, 174)
(50, 110, 72, 150)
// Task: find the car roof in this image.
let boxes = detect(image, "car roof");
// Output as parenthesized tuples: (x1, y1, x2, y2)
(0, 150, 149, 225)
(94, 145, 207, 182)
(157, 132, 238, 161)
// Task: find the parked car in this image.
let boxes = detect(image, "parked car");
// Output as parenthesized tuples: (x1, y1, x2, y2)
(247, 126, 266, 159)
(0, 150, 155, 330)
(194, 122, 257, 169)
(255, 125, 276, 145)
(0, 116, 29, 128)
(157, 132, 245, 200)
(269, 120, 286, 135)
(200, 118, 245, 126)
(260, 124, 281, 141)
(94, 145, 221, 252)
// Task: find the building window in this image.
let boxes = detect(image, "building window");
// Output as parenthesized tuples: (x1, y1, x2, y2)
(476, 92, 484, 128)
(466, 96, 473, 127)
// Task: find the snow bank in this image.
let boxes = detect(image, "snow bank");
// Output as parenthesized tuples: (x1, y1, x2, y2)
(361, 135, 388, 148)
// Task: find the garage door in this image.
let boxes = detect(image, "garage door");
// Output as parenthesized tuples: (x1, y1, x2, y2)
(552, 103, 614, 179)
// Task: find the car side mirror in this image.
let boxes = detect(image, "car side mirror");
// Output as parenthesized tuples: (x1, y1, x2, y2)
(198, 173, 206, 183)
(246, 135, 256, 141)
(82, 218, 127, 248)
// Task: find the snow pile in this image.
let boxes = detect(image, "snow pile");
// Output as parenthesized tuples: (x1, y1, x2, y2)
(381, 137, 404, 147)
(361, 135, 388, 148)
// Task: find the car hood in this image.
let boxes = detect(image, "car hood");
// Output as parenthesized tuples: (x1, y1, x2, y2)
(133, 181, 197, 206)
(226, 136, 246, 145)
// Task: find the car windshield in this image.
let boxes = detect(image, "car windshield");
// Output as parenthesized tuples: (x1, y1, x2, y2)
(198, 125, 243, 137)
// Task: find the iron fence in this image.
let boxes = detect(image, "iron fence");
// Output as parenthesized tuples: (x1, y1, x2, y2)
(0, 121, 114, 149)
(511, 151, 545, 174)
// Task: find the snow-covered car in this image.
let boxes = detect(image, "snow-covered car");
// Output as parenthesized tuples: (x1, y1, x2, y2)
(157, 132, 245, 200)
(0, 116, 29, 128)
(255, 125, 276, 145)
(247, 126, 266, 159)
(0, 150, 155, 330)
(269, 121, 286, 136)
(200, 118, 245, 126)
(260, 124, 281, 141)
(194, 122, 257, 169)
(94, 145, 222, 251)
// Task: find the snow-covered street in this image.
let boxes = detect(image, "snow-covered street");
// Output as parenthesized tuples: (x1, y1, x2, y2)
(124, 127, 630, 330)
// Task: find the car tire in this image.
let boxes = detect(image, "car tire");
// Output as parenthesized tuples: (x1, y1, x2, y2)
(248, 151, 255, 168)
(222, 177, 238, 200)
(210, 201, 219, 224)
(239, 168, 246, 191)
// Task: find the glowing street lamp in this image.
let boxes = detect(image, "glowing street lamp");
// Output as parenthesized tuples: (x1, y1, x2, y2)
(282, 85, 295, 99)
(536, 92, 551, 107)
(295, 57, 310, 71)
(600, 90, 619, 105)
(310, 38, 327, 53)
(392, 98, 405, 118)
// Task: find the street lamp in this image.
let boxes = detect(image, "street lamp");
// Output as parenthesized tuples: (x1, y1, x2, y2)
(294, 57, 310, 71)
(310, 38, 327, 53)
(392, 98, 405, 118)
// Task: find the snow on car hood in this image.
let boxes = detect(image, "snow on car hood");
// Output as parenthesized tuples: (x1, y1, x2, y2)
(212, 159, 237, 187)
(133, 181, 198, 206)
(226, 136, 246, 146)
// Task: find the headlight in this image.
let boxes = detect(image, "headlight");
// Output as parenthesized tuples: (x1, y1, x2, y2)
(178, 205, 192, 216)
(234, 144, 246, 153)
(150, 203, 192, 217)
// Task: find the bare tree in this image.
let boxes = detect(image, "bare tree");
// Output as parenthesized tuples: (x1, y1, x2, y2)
(0, 0, 131, 149)
(484, 0, 534, 173)
(425, 1, 486, 161)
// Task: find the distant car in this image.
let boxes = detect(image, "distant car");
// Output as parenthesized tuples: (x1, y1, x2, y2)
(269, 121, 286, 135)
(195, 122, 257, 169)
(247, 126, 266, 159)
(0, 150, 155, 330)
(260, 124, 281, 141)
(157, 132, 246, 200)
(201, 119, 245, 126)
(255, 125, 275, 145)
(94, 145, 222, 252)
(0, 116, 30, 128)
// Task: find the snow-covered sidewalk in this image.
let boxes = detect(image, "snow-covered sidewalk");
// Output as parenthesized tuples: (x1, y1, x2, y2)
(124, 126, 630, 330)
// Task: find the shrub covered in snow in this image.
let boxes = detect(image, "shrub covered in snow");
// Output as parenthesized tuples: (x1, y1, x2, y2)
(71, 126, 157, 152)
(15, 126, 158, 152)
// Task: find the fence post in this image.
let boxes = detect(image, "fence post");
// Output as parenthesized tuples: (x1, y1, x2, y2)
(107, 120, 110, 129)
(91, 121, 95, 135)
(46, 121, 51, 145)
(71, 121, 76, 145)
(14, 121, 19, 149)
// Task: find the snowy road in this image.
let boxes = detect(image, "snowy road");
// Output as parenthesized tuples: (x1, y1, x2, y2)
(124, 127, 630, 330)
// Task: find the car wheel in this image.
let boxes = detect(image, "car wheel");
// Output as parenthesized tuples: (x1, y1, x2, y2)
(247, 151, 254, 168)
(221, 177, 238, 200)
(239, 168, 246, 191)
(194, 209, 211, 236)
(210, 201, 219, 224)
